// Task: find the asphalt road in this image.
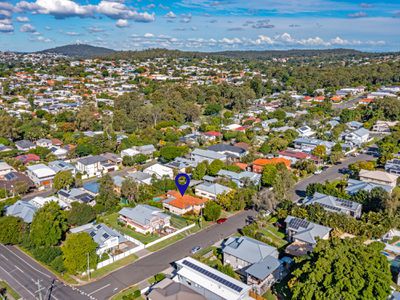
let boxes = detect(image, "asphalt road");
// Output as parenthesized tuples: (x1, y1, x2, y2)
(0, 210, 255, 300)
(0, 244, 91, 300)
(293, 153, 374, 201)
(333, 94, 365, 110)
(80, 209, 256, 300)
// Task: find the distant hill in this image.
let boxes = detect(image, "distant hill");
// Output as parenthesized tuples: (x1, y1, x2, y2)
(38, 44, 115, 58)
(105, 48, 382, 61)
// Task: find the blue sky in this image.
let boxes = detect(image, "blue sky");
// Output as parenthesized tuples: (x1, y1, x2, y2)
(0, 0, 399, 52)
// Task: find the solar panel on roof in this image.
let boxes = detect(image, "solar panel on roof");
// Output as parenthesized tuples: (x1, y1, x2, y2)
(319, 203, 341, 212)
(5, 173, 16, 180)
(289, 218, 309, 229)
(90, 231, 96, 237)
(337, 199, 354, 209)
(182, 260, 243, 293)
(103, 233, 109, 239)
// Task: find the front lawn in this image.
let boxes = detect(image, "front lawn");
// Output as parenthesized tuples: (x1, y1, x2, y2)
(100, 213, 160, 244)
(110, 285, 144, 300)
(88, 253, 138, 280)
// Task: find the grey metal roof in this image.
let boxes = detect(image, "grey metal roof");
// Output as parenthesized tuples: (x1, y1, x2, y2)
(244, 255, 280, 280)
(217, 170, 261, 185)
(77, 155, 107, 166)
(127, 171, 152, 181)
(195, 182, 231, 195)
(71, 223, 126, 248)
(191, 148, 226, 160)
(346, 179, 392, 195)
(304, 192, 361, 214)
(119, 204, 170, 226)
(222, 236, 277, 264)
(5, 200, 38, 223)
(15, 140, 35, 149)
(208, 144, 246, 154)
(285, 216, 331, 245)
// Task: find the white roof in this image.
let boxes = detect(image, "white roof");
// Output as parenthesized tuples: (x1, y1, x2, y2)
(359, 169, 398, 182)
(27, 164, 56, 178)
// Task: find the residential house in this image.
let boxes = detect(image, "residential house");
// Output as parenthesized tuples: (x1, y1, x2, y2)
(359, 169, 399, 188)
(0, 172, 34, 193)
(346, 178, 393, 195)
(0, 144, 13, 153)
(372, 121, 398, 133)
(190, 148, 227, 164)
(208, 144, 247, 160)
(222, 236, 282, 294)
(26, 164, 56, 190)
(278, 150, 321, 165)
(70, 223, 126, 255)
(303, 192, 362, 218)
(119, 204, 171, 234)
(251, 158, 291, 174)
(344, 128, 370, 147)
(29, 195, 69, 210)
(127, 171, 153, 185)
(166, 157, 198, 173)
(75, 155, 108, 179)
(385, 159, 400, 175)
(15, 153, 40, 165)
(137, 144, 156, 157)
(296, 125, 315, 137)
(293, 137, 335, 154)
(121, 147, 140, 158)
(102, 153, 123, 165)
(195, 182, 232, 200)
(202, 131, 223, 141)
(0, 161, 14, 177)
(284, 216, 331, 256)
(216, 169, 261, 188)
(346, 121, 364, 130)
(36, 138, 52, 148)
(5, 200, 38, 223)
(48, 160, 76, 175)
(15, 140, 36, 151)
(148, 278, 206, 300)
(144, 163, 174, 180)
(49, 146, 68, 159)
(58, 188, 95, 205)
(173, 257, 250, 300)
(161, 190, 207, 215)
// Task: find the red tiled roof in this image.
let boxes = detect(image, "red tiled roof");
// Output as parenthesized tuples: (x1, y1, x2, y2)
(164, 190, 208, 209)
(204, 131, 222, 137)
(253, 158, 291, 168)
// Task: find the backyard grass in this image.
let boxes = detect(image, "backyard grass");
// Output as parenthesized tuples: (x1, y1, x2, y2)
(88, 253, 138, 280)
(0, 280, 21, 300)
(101, 213, 160, 244)
(110, 285, 144, 300)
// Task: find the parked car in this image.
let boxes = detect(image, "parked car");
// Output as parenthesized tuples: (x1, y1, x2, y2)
(314, 169, 322, 175)
(191, 246, 202, 254)
(217, 218, 227, 224)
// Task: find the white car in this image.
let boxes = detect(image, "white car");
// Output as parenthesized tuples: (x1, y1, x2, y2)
(191, 246, 202, 254)
(314, 169, 323, 175)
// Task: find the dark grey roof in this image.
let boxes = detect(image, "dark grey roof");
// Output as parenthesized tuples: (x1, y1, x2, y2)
(303, 192, 361, 214)
(285, 216, 331, 245)
(77, 155, 107, 165)
(208, 144, 246, 154)
(245, 255, 280, 280)
(15, 140, 35, 149)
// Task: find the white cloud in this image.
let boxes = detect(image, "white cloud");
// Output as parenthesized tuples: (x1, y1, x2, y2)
(16, 0, 155, 22)
(16, 16, 30, 22)
(20, 23, 36, 32)
(0, 19, 14, 32)
(65, 31, 80, 36)
(144, 33, 154, 38)
(116, 19, 128, 27)
(348, 11, 368, 18)
(165, 11, 176, 19)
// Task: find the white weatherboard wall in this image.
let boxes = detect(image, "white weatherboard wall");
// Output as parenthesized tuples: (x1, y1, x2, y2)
(96, 223, 196, 269)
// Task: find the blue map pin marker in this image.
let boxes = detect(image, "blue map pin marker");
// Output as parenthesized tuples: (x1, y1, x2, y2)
(175, 173, 190, 196)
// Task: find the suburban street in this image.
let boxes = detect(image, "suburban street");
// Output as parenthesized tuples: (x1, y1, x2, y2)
(293, 153, 374, 201)
(0, 244, 91, 300)
(0, 209, 256, 300)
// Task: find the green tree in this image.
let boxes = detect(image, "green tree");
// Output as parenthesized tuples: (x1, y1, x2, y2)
(159, 146, 186, 162)
(67, 202, 96, 226)
(289, 238, 391, 300)
(208, 160, 224, 176)
(62, 232, 98, 274)
(262, 165, 278, 187)
(30, 202, 68, 247)
(96, 174, 118, 212)
(53, 171, 75, 190)
(311, 145, 327, 160)
(192, 162, 208, 180)
(203, 201, 222, 221)
(0, 216, 25, 244)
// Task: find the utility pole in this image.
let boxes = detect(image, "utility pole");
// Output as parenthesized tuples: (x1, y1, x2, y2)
(34, 279, 44, 300)
(87, 252, 90, 281)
